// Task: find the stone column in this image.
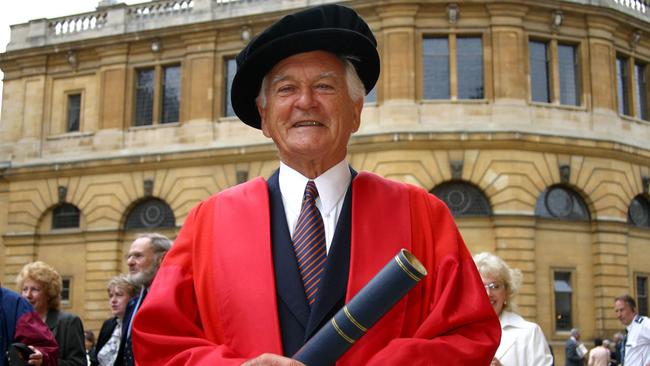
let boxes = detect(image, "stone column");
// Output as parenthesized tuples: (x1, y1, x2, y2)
(83, 230, 124, 331)
(375, 3, 419, 125)
(590, 220, 630, 335)
(486, 4, 528, 105)
(492, 215, 538, 319)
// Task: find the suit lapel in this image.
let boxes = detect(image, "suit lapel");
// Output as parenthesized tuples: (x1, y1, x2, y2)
(268, 171, 311, 328)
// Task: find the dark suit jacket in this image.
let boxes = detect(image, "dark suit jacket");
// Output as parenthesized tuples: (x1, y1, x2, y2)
(115, 292, 144, 366)
(565, 337, 583, 366)
(45, 308, 86, 366)
(268, 169, 354, 356)
(90, 316, 118, 366)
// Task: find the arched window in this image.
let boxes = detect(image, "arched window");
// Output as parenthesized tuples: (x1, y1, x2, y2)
(125, 198, 175, 230)
(52, 203, 81, 229)
(628, 195, 650, 228)
(535, 185, 590, 221)
(431, 181, 491, 217)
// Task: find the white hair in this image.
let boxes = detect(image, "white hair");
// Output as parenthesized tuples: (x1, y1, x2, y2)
(256, 55, 366, 108)
(473, 252, 523, 312)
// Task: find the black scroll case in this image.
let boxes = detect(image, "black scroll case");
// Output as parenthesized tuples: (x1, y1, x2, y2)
(293, 248, 428, 366)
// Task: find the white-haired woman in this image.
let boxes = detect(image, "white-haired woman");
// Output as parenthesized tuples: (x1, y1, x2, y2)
(473, 252, 553, 366)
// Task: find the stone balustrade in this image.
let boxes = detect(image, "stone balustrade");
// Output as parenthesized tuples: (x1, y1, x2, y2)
(3, 0, 649, 52)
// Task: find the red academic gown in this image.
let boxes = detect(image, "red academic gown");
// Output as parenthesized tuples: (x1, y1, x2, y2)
(132, 171, 500, 365)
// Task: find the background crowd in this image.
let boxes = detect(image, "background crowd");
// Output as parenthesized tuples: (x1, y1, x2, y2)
(2, 236, 645, 365)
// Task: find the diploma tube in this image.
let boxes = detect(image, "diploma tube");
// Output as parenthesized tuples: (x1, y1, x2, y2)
(293, 248, 427, 366)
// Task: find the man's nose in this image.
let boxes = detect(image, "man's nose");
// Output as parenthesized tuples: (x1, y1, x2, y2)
(295, 88, 316, 109)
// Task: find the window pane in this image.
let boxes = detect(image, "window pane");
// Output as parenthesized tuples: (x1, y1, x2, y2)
(135, 68, 155, 126)
(638, 276, 648, 316)
(554, 271, 573, 331)
(423, 38, 450, 100)
(635, 62, 648, 121)
(61, 278, 71, 305)
(162, 65, 180, 123)
(529, 41, 550, 103)
(457, 37, 484, 99)
(617, 56, 630, 115)
(224, 58, 236, 117)
(52, 203, 80, 229)
(558, 44, 580, 106)
(67, 94, 81, 132)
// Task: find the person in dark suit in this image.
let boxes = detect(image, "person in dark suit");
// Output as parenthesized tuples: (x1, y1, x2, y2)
(91, 275, 138, 366)
(566, 328, 586, 366)
(115, 233, 171, 366)
(17, 261, 86, 366)
(130, 4, 500, 366)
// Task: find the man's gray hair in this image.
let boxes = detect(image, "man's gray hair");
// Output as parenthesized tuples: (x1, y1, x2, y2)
(256, 55, 366, 108)
(570, 328, 580, 337)
(136, 232, 172, 265)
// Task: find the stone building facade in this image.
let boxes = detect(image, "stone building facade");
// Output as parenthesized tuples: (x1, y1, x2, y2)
(1, 0, 649, 362)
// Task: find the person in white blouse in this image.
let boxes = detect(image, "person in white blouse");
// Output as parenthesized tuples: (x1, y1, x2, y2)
(90, 275, 138, 366)
(474, 252, 554, 366)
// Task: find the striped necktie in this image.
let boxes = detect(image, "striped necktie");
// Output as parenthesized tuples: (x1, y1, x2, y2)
(293, 180, 327, 307)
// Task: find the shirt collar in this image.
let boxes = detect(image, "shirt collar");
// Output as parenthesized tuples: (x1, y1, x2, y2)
(279, 160, 351, 217)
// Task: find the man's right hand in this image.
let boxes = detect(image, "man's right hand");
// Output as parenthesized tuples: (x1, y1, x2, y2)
(241, 353, 305, 366)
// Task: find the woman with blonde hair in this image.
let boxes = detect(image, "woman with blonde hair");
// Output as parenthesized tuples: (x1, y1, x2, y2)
(473, 252, 553, 366)
(91, 275, 138, 366)
(17, 261, 86, 366)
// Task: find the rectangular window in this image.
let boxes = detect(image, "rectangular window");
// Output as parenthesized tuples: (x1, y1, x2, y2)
(66, 94, 81, 132)
(61, 277, 71, 306)
(558, 43, 580, 106)
(617, 56, 630, 116)
(635, 62, 648, 121)
(457, 37, 484, 99)
(224, 58, 237, 117)
(638, 275, 648, 316)
(162, 65, 180, 123)
(554, 271, 573, 331)
(423, 37, 450, 100)
(135, 68, 155, 126)
(529, 40, 551, 103)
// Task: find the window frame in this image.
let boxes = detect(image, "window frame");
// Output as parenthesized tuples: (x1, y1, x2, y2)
(637, 273, 649, 317)
(65, 92, 82, 133)
(616, 52, 650, 121)
(527, 37, 583, 107)
(552, 268, 576, 333)
(421, 32, 487, 102)
(132, 63, 182, 127)
(61, 277, 72, 307)
(223, 56, 237, 118)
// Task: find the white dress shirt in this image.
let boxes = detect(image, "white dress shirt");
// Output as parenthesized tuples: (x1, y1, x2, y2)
(494, 311, 553, 366)
(625, 314, 650, 366)
(279, 160, 351, 253)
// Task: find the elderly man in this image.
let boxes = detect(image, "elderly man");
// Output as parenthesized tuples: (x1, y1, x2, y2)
(566, 328, 586, 366)
(132, 4, 500, 365)
(614, 294, 650, 366)
(115, 233, 171, 366)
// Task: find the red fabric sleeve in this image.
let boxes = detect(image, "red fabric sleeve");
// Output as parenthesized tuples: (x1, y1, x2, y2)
(15, 311, 59, 366)
(363, 187, 501, 365)
(132, 200, 247, 366)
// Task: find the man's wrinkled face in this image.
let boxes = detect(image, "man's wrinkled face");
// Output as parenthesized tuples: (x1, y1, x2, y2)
(614, 299, 636, 326)
(127, 237, 155, 275)
(257, 51, 362, 171)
